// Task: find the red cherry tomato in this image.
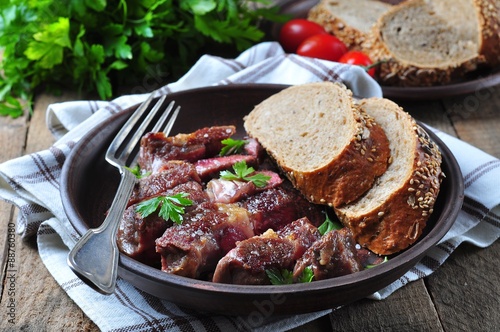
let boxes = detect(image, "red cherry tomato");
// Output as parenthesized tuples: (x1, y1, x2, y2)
(338, 51, 376, 77)
(296, 34, 348, 62)
(279, 19, 328, 53)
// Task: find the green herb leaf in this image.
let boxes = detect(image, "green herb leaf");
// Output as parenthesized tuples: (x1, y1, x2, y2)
(136, 196, 162, 218)
(219, 138, 247, 156)
(125, 165, 151, 179)
(136, 193, 193, 224)
(24, 17, 71, 69)
(220, 160, 271, 187)
(318, 212, 343, 236)
(266, 268, 293, 285)
(266, 266, 314, 285)
(297, 266, 314, 283)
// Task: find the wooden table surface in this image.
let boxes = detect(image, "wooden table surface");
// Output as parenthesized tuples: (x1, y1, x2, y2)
(1, 84, 499, 331)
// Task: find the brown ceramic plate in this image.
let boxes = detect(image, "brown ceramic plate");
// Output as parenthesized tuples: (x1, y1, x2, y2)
(60, 84, 464, 315)
(269, 0, 500, 100)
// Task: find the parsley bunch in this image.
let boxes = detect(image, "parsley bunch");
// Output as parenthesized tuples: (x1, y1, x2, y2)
(0, 0, 285, 117)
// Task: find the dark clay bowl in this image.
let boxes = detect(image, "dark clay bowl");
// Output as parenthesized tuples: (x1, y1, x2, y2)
(60, 84, 464, 315)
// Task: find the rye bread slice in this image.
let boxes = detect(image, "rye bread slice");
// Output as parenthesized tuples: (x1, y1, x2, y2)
(335, 98, 443, 255)
(243, 82, 390, 208)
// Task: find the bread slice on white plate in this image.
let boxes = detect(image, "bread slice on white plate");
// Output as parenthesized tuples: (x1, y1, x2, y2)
(244, 82, 391, 208)
(307, 0, 393, 50)
(366, 0, 500, 86)
(335, 98, 443, 255)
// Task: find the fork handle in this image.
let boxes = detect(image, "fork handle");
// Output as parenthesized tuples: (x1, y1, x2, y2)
(67, 168, 136, 294)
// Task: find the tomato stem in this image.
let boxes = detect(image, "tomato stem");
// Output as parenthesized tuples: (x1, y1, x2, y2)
(362, 60, 386, 71)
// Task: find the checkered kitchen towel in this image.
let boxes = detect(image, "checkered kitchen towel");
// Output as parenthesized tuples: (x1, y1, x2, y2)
(1, 42, 499, 331)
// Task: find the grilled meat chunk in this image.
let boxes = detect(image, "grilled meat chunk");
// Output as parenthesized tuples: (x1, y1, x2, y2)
(293, 228, 362, 281)
(128, 161, 201, 207)
(212, 218, 320, 284)
(138, 126, 236, 173)
(242, 183, 324, 233)
(206, 170, 282, 204)
(155, 202, 254, 278)
(194, 154, 257, 181)
(117, 181, 206, 266)
(117, 203, 168, 268)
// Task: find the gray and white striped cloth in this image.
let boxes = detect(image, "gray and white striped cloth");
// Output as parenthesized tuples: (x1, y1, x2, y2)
(1, 42, 499, 331)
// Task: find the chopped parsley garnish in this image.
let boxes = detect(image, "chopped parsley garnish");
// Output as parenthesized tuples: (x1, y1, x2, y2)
(266, 268, 293, 285)
(220, 160, 271, 188)
(219, 138, 247, 156)
(318, 212, 342, 236)
(266, 266, 314, 285)
(136, 193, 192, 225)
(297, 266, 314, 283)
(125, 165, 151, 179)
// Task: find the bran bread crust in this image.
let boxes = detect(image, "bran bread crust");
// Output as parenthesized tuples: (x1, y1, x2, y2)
(335, 98, 443, 255)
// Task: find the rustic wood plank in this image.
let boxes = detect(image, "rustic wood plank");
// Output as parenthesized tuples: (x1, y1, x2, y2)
(441, 84, 500, 158)
(426, 241, 500, 332)
(1, 232, 98, 331)
(0, 92, 98, 330)
(287, 313, 332, 331)
(329, 281, 444, 331)
(0, 111, 29, 320)
(424, 88, 500, 332)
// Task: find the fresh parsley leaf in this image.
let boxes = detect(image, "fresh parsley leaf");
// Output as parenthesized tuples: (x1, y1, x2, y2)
(125, 165, 151, 179)
(24, 17, 72, 69)
(219, 138, 247, 156)
(318, 212, 343, 236)
(220, 160, 271, 187)
(136, 193, 193, 224)
(297, 266, 314, 283)
(266, 268, 294, 285)
(266, 266, 314, 285)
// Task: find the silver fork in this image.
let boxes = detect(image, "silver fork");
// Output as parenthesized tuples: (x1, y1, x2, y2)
(67, 93, 180, 294)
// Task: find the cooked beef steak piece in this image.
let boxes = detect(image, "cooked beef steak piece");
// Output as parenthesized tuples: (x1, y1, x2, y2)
(212, 218, 319, 285)
(277, 217, 321, 259)
(155, 202, 255, 278)
(155, 202, 223, 278)
(128, 161, 202, 207)
(194, 154, 258, 181)
(117, 203, 169, 267)
(212, 230, 295, 285)
(138, 126, 236, 173)
(212, 203, 254, 254)
(117, 181, 207, 267)
(356, 248, 386, 268)
(293, 228, 363, 281)
(206, 170, 282, 204)
(242, 183, 324, 233)
(243, 137, 263, 157)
